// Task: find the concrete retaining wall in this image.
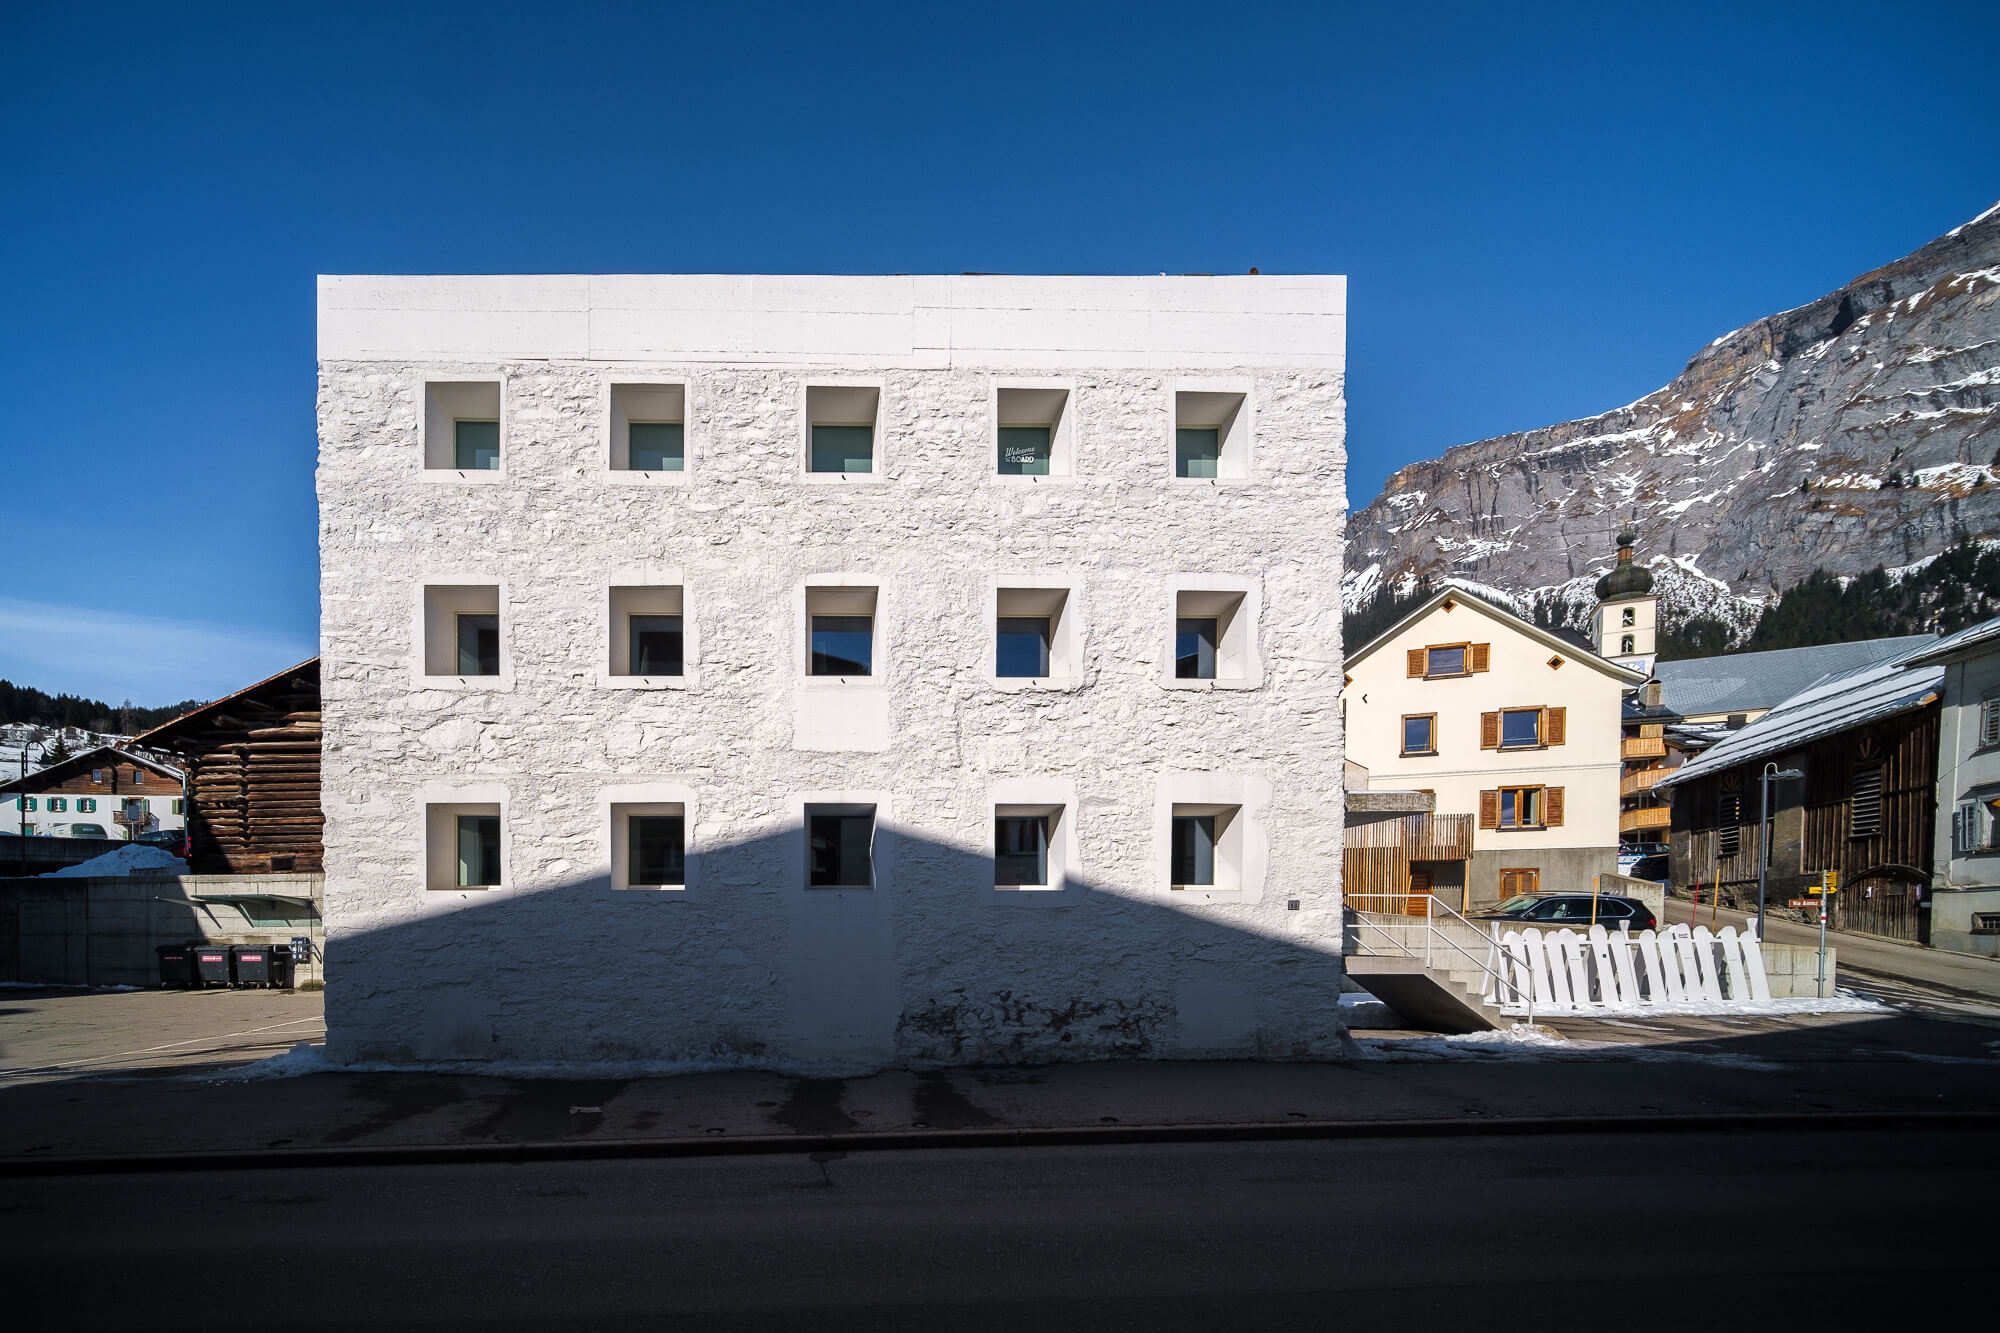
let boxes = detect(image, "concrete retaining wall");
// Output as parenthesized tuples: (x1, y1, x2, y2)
(0, 874, 324, 989)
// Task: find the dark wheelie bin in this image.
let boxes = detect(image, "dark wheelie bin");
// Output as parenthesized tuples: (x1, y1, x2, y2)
(230, 944, 273, 988)
(267, 943, 296, 990)
(191, 945, 233, 989)
(155, 943, 194, 989)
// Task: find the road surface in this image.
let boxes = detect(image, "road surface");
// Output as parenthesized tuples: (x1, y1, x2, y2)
(2, 1130, 1983, 1329)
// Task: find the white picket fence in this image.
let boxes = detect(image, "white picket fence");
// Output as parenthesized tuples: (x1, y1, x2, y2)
(1486, 923, 1772, 1014)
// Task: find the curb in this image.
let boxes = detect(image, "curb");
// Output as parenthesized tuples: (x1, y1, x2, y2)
(5, 1108, 1998, 1177)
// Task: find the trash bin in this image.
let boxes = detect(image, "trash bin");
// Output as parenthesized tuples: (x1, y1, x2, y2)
(155, 943, 194, 989)
(191, 944, 233, 989)
(230, 944, 273, 989)
(267, 943, 295, 991)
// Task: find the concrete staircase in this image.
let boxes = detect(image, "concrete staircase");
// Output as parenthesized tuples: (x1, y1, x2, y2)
(1344, 906, 1504, 1034)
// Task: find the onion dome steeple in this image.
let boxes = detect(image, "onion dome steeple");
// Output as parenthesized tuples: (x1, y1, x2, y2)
(1595, 528, 1654, 601)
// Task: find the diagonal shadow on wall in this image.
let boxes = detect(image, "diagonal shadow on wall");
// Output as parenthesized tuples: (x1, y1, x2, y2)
(326, 820, 1349, 1075)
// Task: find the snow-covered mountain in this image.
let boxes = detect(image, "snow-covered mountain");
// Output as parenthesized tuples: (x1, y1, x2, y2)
(1345, 202, 2000, 630)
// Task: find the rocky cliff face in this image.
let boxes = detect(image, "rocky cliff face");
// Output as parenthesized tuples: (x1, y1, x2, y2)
(1346, 203, 2000, 623)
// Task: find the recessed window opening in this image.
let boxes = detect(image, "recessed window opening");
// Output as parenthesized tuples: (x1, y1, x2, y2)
(1169, 803, 1242, 890)
(807, 805, 875, 888)
(1621, 634, 1636, 654)
(805, 585, 878, 678)
(1174, 389, 1248, 479)
(995, 813, 1050, 887)
(424, 585, 503, 679)
(424, 381, 503, 472)
(608, 586, 686, 679)
(1499, 708, 1542, 749)
(995, 386, 1071, 477)
(1173, 588, 1250, 682)
(1622, 607, 1636, 627)
(997, 618, 1050, 677)
(609, 383, 687, 473)
(807, 385, 879, 475)
(427, 802, 506, 890)
(1172, 813, 1215, 885)
(1176, 617, 1217, 679)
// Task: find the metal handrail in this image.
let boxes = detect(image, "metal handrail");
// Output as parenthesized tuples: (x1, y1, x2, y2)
(1345, 894, 1535, 1026)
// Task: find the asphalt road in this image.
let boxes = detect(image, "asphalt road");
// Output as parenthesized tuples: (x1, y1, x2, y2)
(2, 1130, 1983, 1330)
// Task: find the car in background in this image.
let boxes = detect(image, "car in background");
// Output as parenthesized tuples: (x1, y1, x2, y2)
(1477, 893, 1657, 931)
(134, 828, 190, 857)
(1624, 853, 1669, 883)
(1617, 844, 1667, 874)
(67, 823, 109, 838)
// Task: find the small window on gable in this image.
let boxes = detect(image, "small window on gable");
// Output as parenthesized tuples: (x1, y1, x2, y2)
(806, 385, 880, 476)
(92, 769, 103, 783)
(425, 381, 503, 474)
(1173, 389, 1249, 479)
(1717, 784, 1743, 858)
(131, 769, 144, 785)
(1416, 643, 1486, 678)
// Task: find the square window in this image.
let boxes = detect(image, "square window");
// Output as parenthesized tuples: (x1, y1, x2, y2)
(1175, 428, 1220, 478)
(1168, 584, 1260, 688)
(629, 814, 685, 887)
(811, 616, 872, 676)
(609, 383, 687, 475)
(424, 381, 503, 473)
(629, 423, 685, 472)
(1173, 388, 1250, 480)
(995, 814, 1050, 887)
(805, 585, 878, 679)
(423, 585, 505, 681)
(91, 769, 102, 783)
(49, 797, 67, 813)
(20, 797, 34, 812)
(1499, 787, 1542, 829)
(806, 385, 880, 476)
(995, 385, 1073, 478)
(427, 801, 504, 890)
(607, 585, 687, 681)
(79, 798, 95, 813)
(1176, 617, 1217, 679)
(454, 420, 499, 471)
(1402, 715, 1436, 755)
(807, 806, 875, 888)
(997, 617, 1051, 678)
(1499, 708, 1542, 749)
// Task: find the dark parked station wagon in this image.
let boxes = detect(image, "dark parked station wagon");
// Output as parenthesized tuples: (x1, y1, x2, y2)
(1476, 893, 1658, 931)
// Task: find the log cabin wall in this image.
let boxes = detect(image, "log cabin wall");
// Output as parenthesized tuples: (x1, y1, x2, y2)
(146, 663, 322, 875)
(1669, 702, 1938, 910)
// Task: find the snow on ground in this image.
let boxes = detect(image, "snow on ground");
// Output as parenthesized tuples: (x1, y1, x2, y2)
(1496, 993, 1887, 1020)
(42, 843, 187, 877)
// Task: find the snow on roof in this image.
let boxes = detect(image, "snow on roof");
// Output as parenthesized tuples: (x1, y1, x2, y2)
(1651, 634, 1935, 717)
(1657, 656, 1943, 789)
(1893, 614, 2000, 669)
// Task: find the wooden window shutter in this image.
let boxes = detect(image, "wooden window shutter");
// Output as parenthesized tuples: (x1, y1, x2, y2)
(1471, 643, 1491, 672)
(1545, 787, 1565, 827)
(1406, 648, 1426, 678)
(1544, 706, 1566, 746)
(1480, 712, 1500, 749)
(1478, 790, 1500, 829)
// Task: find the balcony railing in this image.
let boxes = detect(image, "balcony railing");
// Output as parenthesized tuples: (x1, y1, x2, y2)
(1620, 767, 1668, 797)
(1622, 737, 1667, 760)
(1620, 806, 1671, 833)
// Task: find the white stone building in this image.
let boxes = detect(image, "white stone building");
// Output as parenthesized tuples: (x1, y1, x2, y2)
(316, 274, 1348, 1071)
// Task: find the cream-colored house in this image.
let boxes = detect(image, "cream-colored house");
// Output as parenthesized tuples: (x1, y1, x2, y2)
(1346, 588, 1645, 907)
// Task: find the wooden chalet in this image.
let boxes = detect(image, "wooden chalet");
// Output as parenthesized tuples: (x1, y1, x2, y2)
(129, 658, 322, 874)
(1658, 651, 1941, 943)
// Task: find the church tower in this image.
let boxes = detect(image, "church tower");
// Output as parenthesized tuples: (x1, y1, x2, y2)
(1595, 528, 1657, 673)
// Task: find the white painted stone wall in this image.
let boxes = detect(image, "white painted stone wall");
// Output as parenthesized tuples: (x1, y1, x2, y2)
(317, 275, 1348, 1072)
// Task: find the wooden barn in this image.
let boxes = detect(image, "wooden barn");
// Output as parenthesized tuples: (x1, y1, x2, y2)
(129, 659, 322, 874)
(1658, 651, 1941, 943)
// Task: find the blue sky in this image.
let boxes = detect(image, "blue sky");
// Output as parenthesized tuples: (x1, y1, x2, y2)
(2, 1, 1995, 704)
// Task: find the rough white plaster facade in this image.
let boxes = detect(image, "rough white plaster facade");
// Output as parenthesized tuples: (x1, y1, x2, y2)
(317, 274, 1348, 1072)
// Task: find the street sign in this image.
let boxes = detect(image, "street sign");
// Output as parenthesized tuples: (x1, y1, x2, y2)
(1787, 898, 1813, 909)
